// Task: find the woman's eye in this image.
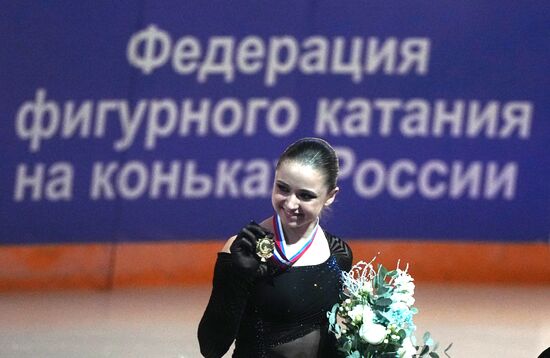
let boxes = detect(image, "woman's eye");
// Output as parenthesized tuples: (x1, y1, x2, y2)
(299, 193, 315, 201)
(277, 184, 289, 192)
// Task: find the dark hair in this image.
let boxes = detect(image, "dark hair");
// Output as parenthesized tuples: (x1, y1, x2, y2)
(276, 137, 339, 192)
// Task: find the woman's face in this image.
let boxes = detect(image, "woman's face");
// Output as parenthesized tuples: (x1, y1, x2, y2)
(271, 160, 338, 232)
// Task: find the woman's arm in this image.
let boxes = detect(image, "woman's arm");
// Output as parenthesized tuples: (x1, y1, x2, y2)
(197, 251, 253, 357)
(198, 222, 271, 357)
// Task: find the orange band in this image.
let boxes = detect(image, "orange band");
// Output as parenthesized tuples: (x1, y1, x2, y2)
(1, 240, 549, 291)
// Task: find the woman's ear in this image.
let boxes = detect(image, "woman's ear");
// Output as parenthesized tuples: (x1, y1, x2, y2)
(324, 186, 339, 207)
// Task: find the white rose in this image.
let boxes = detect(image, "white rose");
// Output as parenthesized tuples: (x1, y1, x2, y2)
(397, 337, 417, 358)
(359, 323, 387, 345)
(348, 304, 364, 323)
(362, 305, 375, 324)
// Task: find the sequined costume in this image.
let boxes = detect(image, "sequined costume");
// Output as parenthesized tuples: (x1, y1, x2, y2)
(198, 231, 353, 357)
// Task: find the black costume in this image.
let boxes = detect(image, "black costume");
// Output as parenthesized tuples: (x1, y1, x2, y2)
(198, 230, 353, 357)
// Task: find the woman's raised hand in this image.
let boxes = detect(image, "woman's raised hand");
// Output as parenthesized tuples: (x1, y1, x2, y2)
(230, 221, 272, 275)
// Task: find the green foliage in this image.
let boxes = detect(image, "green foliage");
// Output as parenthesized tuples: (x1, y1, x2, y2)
(331, 261, 452, 358)
(412, 331, 453, 358)
(375, 297, 393, 307)
(397, 329, 407, 340)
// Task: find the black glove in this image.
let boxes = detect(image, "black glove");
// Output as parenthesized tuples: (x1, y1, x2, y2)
(230, 221, 273, 276)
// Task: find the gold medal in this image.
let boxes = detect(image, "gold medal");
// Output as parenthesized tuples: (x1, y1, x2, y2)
(256, 236, 274, 262)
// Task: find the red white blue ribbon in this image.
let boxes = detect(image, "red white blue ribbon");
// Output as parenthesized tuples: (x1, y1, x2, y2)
(272, 214, 319, 266)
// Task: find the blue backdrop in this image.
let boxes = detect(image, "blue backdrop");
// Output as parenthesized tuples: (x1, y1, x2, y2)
(1, 1, 549, 244)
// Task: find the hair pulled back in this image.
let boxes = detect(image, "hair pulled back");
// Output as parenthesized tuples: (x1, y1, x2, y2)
(276, 137, 339, 192)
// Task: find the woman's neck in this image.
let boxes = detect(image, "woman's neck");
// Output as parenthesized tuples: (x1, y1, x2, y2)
(280, 218, 319, 245)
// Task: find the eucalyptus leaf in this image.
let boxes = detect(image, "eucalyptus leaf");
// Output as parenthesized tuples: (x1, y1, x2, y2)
(419, 345, 430, 356)
(397, 329, 406, 340)
(422, 332, 431, 343)
(375, 297, 393, 307)
(328, 304, 338, 325)
(422, 331, 434, 346)
(376, 310, 390, 324)
(377, 265, 388, 283)
(374, 276, 381, 290)
(425, 336, 434, 346)
(343, 340, 352, 351)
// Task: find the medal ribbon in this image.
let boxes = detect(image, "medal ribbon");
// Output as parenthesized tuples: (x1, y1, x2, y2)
(272, 214, 319, 266)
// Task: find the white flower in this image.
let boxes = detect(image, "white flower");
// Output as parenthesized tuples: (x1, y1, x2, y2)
(392, 292, 415, 306)
(359, 281, 374, 295)
(392, 272, 415, 305)
(399, 282, 415, 294)
(362, 305, 375, 324)
(397, 337, 417, 358)
(394, 273, 415, 293)
(390, 301, 409, 313)
(359, 323, 387, 345)
(348, 304, 364, 323)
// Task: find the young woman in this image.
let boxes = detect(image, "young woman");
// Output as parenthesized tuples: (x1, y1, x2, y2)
(198, 137, 353, 357)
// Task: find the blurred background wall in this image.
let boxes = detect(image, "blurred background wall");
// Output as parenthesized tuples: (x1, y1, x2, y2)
(1, 1, 549, 291)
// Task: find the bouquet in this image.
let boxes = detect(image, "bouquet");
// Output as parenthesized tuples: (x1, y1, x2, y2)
(328, 258, 451, 358)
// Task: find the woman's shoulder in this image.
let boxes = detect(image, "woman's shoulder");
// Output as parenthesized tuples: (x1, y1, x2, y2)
(221, 235, 237, 253)
(322, 229, 350, 251)
(258, 217, 273, 231)
(322, 229, 353, 271)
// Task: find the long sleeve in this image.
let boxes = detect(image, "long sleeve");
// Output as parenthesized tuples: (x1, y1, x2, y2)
(198, 253, 254, 358)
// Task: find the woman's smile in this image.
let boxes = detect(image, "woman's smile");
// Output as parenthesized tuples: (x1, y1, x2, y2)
(282, 209, 302, 221)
